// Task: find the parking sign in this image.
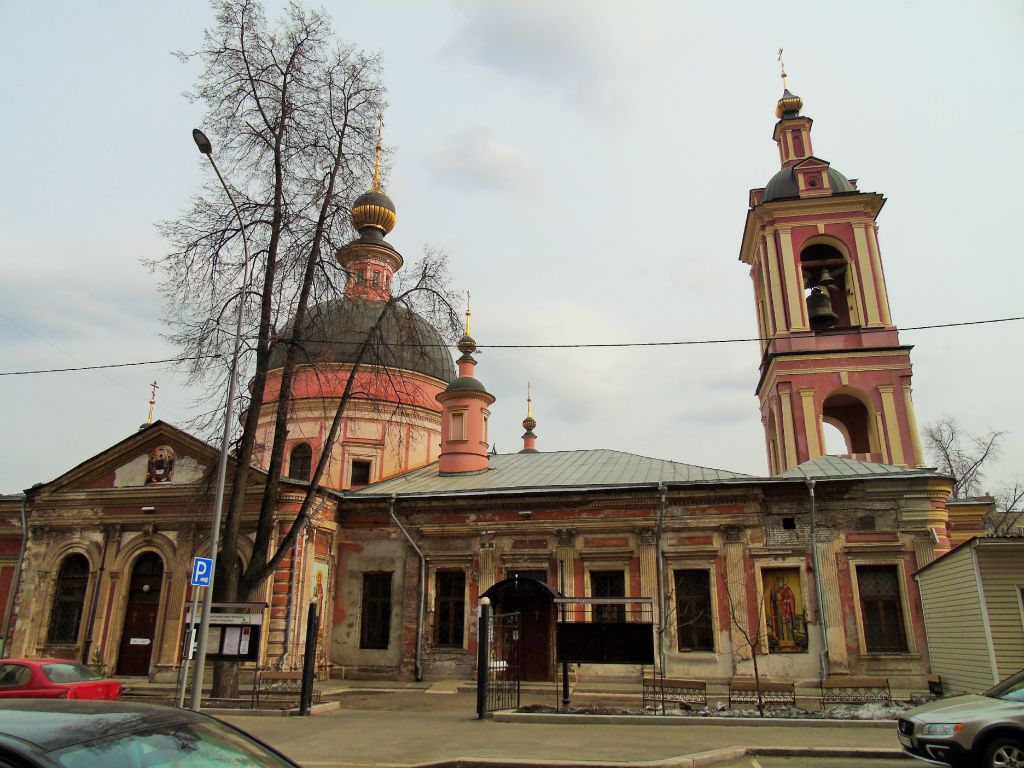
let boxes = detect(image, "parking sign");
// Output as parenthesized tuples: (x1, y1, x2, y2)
(191, 556, 213, 587)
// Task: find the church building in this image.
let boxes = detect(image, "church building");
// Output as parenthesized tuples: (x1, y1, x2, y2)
(0, 80, 984, 692)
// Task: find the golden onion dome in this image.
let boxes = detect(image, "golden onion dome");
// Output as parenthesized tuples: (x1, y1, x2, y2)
(775, 89, 803, 119)
(522, 415, 536, 431)
(351, 190, 396, 235)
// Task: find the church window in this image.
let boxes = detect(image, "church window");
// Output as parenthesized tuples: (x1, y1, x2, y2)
(590, 570, 625, 623)
(359, 572, 392, 650)
(450, 411, 466, 441)
(434, 571, 465, 647)
(372, 270, 381, 286)
(782, 517, 796, 530)
(47, 554, 90, 644)
(674, 569, 713, 651)
(857, 565, 907, 653)
(287, 443, 312, 480)
(350, 460, 371, 487)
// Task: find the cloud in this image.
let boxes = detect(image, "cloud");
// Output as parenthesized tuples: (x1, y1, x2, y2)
(425, 128, 544, 195)
(443, 3, 637, 112)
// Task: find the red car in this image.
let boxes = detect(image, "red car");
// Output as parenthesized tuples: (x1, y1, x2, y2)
(0, 659, 121, 700)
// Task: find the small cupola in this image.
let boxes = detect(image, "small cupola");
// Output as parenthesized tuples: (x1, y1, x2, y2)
(519, 384, 538, 453)
(436, 296, 495, 474)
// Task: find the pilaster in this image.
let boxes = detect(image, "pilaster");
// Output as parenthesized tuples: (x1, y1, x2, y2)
(902, 384, 925, 467)
(878, 385, 905, 466)
(816, 534, 849, 673)
(799, 387, 821, 460)
(852, 224, 882, 327)
(778, 384, 799, 470)
(866, 225, 892, 326)
(763, 233, 788, 335)
(778, 228, 809, 331)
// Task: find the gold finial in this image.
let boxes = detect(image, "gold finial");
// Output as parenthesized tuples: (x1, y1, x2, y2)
(465, 290, 472, 336)
(146, 380, 159, 424)
(371, 113, 384, 193)
(778, 48, 788, 90)
(527, 382, 533, 418)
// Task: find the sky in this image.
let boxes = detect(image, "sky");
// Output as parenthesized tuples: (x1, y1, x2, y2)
(1, 0, 1022, 496)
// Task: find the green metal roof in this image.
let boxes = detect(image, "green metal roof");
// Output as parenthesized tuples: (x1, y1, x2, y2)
(777, 455, 935, 480)
(351, 449, 753, 498)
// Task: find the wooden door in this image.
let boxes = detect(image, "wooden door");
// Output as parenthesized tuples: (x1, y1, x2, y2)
(116, 553, 163, 676)
(500, 593, 551, 681)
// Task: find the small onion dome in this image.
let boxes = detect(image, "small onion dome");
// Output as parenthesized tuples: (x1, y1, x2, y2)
(775, 89, 803, 119)
(445, 375, 488, 394)
(457, 333, 477, 355)
(522, 414, 536, 431)
(351, 190, 396, 235)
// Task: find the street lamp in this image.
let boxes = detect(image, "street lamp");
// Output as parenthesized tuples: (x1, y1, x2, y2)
(189, 128, 251, 711)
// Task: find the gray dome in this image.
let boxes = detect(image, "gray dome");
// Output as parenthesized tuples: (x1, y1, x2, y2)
(444, 375, 487, 394)
(270, 298, 455, 383)
(763, 165, 855, 203)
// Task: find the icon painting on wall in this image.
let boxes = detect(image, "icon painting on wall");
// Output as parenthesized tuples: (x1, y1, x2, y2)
(762, 568, 808, 653)
(146, 445, 176, 484)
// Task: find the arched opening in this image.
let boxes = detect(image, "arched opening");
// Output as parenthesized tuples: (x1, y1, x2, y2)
(800, 242, 856, 330)
(822, 421, 849, 456)
(481, 575, 560, 682)
(822, 392, 874, 456)
(116, 552, 164, 676)
(287, 443, 312, 480)
(766, 409, 782, 474)
(47, 554, 90, 645)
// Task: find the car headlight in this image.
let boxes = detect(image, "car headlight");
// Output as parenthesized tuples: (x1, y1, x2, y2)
(921, 723, 965, 737)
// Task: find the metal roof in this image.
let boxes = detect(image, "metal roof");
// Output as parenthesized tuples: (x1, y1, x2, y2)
(777, 455, 935, 480)
(352, 449, 753, 498)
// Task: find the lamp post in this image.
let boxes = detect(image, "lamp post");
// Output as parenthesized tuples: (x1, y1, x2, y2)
(189, 128, 251, 711)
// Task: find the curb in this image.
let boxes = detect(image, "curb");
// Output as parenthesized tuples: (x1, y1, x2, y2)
(492, 711, 894, 728)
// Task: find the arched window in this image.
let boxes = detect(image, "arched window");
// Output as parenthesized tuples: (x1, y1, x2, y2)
(800, 243, 856, 329)
(47, 554, 90, 644)
(288, 443, 312, 480)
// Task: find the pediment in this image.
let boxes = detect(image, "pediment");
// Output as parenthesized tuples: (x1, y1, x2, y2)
(40, 422, 251, 495)
(793, 155, 830, 171)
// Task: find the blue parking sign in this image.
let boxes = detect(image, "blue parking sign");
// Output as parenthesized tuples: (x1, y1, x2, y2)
(191, 556, 213, 587)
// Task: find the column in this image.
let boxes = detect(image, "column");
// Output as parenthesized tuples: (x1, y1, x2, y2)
(878, 385, 905, 466)
(866, 225, 893, 326)
(874, 411, 890, 464)
(852, 224, 882, 327)
(555, 529, 575, 599)
(762, 235, 788, 334)
(902, 384, 925, 467)
(778, 385, 799, 470)
(799, 387, 821, 460)
(478, 533, 496, 594)
(816, 534, 849, 673)
(778, 228, 809, 332)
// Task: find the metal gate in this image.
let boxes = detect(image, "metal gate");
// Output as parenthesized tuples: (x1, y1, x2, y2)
(486, 611, 521, 712)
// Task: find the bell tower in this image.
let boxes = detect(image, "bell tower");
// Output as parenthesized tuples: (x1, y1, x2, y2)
(739, 66, 925, 475)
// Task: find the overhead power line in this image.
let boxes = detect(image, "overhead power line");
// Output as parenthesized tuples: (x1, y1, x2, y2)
(0, 315, 1020, 377)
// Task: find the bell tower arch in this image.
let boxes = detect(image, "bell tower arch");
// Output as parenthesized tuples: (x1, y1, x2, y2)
(739, 79, 925, 474)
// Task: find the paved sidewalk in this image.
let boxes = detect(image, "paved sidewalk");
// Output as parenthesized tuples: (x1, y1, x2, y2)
(219, 689, 907, 768)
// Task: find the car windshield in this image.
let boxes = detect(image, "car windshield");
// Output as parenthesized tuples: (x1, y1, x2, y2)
(985, 669, 1024, 702)
(49, 718, 295, 768)
(41, 664, 102, 684)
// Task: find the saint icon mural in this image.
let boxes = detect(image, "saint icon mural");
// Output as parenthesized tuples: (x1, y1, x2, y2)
(146, 445, 176, 484)
(763, 569, 808, 653)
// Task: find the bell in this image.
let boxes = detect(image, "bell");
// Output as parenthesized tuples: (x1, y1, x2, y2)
(817, 268, 837, 289)
(806, 286, 838, 329)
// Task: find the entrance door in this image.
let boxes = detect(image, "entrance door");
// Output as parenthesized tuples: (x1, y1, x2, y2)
(500, 592, 551, 681)
(116, 553, 163, 676)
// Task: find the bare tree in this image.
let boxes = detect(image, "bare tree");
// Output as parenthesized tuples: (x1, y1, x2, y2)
(155, 0, 461, 696)
(990, 482, 1024, 536)
(923, 417, 1004, 499)
(719, 561, 766, 717)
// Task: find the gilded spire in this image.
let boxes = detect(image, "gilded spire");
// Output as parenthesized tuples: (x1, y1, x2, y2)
(522, 383, 536, 431)
(146, 380, 159, 424)
(775, 47, 803, 119)
(371, 113, 384, 193)
(457, 290, 477, 355)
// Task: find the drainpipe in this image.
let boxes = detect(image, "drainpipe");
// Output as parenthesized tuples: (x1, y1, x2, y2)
(655, 482, 667, 675)
(80, 527, 111, 664)
(389, 494, 424, 682)
(0, 494, 29, 659)
(805, 479, 830, 681)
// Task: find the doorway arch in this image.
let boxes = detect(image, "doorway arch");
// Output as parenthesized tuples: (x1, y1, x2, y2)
(116, 552, 164, 676)
(481, 576, 561, 681)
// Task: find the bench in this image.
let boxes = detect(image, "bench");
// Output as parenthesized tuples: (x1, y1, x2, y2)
(642, 676, 707, 713)
(728, 680, 796, 708)
(820, 677, 891, 706)
(252, 670, 320, 709)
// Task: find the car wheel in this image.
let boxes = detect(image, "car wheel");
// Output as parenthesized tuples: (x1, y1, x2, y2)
(986, 737, 1024, 768)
